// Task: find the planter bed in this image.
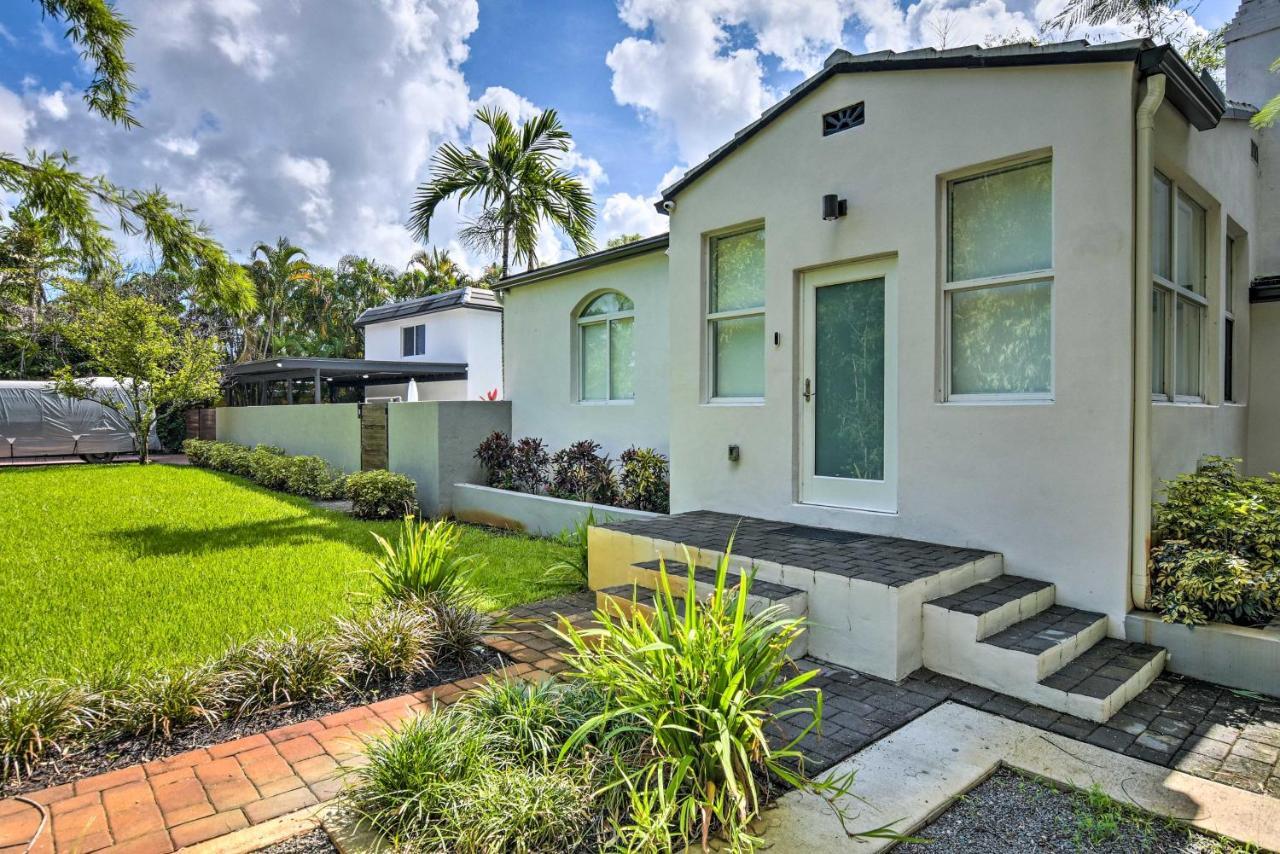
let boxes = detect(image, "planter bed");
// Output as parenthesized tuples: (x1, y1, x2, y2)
(897, 767, 1250, 853)
(258, 828, 338, 854)
(1125, 611, 1280, 698)
(0, 645, 504, 799)
(452, 482, 661, 537)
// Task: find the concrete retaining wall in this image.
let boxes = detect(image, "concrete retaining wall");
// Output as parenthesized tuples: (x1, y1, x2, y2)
(452, 482, 659, 537)
(216, 404, 361, 472)
(387, 401, 510, 516)
(1126, 611, 1280, 698)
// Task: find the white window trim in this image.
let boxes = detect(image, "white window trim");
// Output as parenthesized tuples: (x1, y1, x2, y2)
(1152, 174, 1208, 404)
(942, 156, 1055, 403)
(1224, 234, 1238, 404)
(576, 297, 634, 404)
(705, 227, 766, 404)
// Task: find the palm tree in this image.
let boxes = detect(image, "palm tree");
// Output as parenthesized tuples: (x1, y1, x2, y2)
(1050, 0, 1179, 39)
(408, 107, 596, 275)
(400, 247, 470, 297)
(243, 237, 313, 361)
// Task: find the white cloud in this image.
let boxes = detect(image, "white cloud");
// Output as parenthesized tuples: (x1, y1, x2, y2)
(0, 86, 32, 154)
(0, 24, 15, 46)
(156, 135, 200, 156)
(600, 192, 667, 240)
(16, 0, 490, 266)
(37, 90, 70, 121)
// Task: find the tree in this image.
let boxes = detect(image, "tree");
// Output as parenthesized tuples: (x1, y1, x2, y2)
(409, 107, 596, 275)
(0, 210, 79, 377)
(242, 237, 314, 361)
(0, 1, 254, 314)
(605, 233, 644, 249)
(1048, 0, 1225, 76)
(398, 247, 470, 298)
(54, 286, 221, 465)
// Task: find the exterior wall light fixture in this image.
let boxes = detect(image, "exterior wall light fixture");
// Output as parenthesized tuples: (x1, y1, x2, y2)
(822, 193, 848, 221)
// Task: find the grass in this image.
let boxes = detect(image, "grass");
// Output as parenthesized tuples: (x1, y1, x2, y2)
(0, 464, 572, 684)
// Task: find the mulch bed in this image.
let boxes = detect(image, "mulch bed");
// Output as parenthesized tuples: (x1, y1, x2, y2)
(0, 646, 504, 799)
(897, 767, 1252, 853)
(256, 827, 339, 854)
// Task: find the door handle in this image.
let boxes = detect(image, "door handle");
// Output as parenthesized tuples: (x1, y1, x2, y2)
(803, 378, 815, 402)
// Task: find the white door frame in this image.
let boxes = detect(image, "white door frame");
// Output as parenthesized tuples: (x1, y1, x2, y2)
(798, 256, 898, 513)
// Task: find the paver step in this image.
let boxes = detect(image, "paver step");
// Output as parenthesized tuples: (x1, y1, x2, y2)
(926, 574, 1055, 639)
(979, 605, 1108, 679)
(1038, 638, 1166, 720)
(630, 559, 805, 600)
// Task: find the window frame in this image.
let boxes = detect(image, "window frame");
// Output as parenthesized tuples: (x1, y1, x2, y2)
(575, 291, 635, 405)
(1224, 234, 1236, 403)
(941, 155, 1055, 404)
(705, 225, 766, 404)
(1151, 171, 1209, 404)
(401, 323, 426, 357)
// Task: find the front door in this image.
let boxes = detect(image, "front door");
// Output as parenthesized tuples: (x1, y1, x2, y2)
(799, 257, 897, 512)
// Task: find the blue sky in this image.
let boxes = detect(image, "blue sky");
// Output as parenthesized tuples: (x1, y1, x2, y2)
(0, 0, 1242, 271)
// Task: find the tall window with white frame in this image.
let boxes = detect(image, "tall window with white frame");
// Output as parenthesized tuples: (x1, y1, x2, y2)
(1151, 171, 1206, 401)
(707, 227, 765, 400)
(945, 158, 1053, 400)
(577, 292, 635, 402)
(1224, 235, 1236, 402)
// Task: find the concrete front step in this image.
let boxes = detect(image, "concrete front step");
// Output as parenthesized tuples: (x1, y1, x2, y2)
(588, 512, 1002, 680)
(924, 581, 1165, 722)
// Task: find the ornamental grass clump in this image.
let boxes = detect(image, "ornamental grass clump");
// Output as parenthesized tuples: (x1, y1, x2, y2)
(99, 665, 224, 740)
(218, 631, 343, 717)
(333, 605, 439, 691)
(0, 681, 91, 781)
(1150, 456, 1280, 626)
(556, 544, 869, 853)
(370, 516, 477, 605)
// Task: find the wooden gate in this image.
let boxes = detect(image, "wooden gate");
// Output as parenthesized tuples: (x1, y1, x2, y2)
(359, 402, 388, 471)
(185, 408, 217, 441)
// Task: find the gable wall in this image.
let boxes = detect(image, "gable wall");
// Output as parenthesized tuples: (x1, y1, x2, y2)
(664, 62, 1140, 628)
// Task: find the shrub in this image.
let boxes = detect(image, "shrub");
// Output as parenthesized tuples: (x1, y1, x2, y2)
(1150, 456, 1280, 626)
(423, 599, 492, 668)
(620, 446, 670, 513)
(248, 445, 291, 491)
(0, 681, 91, 781)
(206, 441, 254, 477)
(282, 455, 344, 500)
(346, 701, 598, 853)
(102, 666, 223, 740)
(218, 632, 343, 717)
(346, 469, 419, 519)
(545, 510, 594, 589)
(462, 679, 608, 767)
(182, 438, 216, 467)
(370, 516, 476, 604)
(475, 431, 515, 489)
(509, 437, 550, 494)
(156, 406, 188, 453)
(333, 605, 439, 691)
(556, 546, 860, 852)
(549, 440, 618, 505)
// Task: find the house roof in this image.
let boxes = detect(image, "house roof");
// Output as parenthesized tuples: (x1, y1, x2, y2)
(1251, 276, 1280, 303)
(353, 286, 501, 328)
(494, 232, 670, 291)
(656, 39, 1226, 210)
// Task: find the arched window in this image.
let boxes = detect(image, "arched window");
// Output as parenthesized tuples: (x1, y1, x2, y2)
(577, 292, 635, 402)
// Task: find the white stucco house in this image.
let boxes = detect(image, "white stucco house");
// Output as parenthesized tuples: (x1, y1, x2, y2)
(495, 7, 1280, 719)
(222, 287, 503, 406)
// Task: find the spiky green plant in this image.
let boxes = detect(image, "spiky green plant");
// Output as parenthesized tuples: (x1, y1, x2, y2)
(332, 605, 439, 691)
(370, 516, 477, 604)
(0, 680, 91, 781)
(218, 631, 342, 717)
(556, 544, 879, 852)
(102, 666, 223, 740)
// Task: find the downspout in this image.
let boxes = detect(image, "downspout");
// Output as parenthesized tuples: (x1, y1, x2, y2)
(1131, 74, 1166, 610)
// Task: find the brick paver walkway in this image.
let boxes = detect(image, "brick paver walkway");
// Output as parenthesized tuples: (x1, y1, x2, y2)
(0, 595, 591, 854)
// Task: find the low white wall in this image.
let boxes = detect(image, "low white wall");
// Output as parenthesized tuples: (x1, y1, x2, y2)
(215, 404, 361, 472)
(1126, 611, 1280, 697)
(452, 482, 659, 537)
(387, 401, 511, 516)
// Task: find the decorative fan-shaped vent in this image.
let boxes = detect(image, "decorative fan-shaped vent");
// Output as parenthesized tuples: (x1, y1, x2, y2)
(822, 102, 865, 137)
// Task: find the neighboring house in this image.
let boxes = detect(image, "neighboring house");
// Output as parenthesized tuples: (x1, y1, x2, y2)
(498, 10, 1279, 686)
(222, 287, 502, 405)
(355, 287, 503, 402)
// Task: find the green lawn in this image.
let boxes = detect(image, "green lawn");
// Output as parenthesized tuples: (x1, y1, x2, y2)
(0, 464, 573, 684)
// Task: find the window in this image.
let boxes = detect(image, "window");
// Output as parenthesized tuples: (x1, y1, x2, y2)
(708, 228, 765, 399)
(1151, 171, 1207, 401)
(577, 292, 634, 402)
(944, 158, 1053, 399)
(402, 324, 426, 357)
